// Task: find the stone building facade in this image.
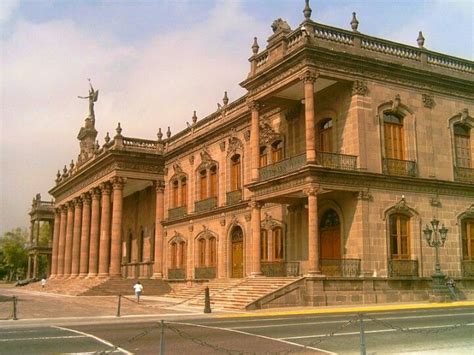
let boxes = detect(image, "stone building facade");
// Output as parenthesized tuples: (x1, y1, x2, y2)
(46, 1, 474, 305)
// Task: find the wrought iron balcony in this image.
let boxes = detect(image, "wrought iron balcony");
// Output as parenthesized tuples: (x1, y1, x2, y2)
(226, 190, 242, 206)
(168, 268, 186, 280)
(195, 267, 216, 279)
(259, 153, 306, 180)
(388, 259, 419, 277)
(454, 167, 474, 184)
(316, 151, 358, 170)
(195, 197, 217, 213)
(462, 260, 474, 277)
(168, 206, 186, 219)
(260, 261, 300, 277)
(383, 158, 417, 177)
(320, 259, 361, 277)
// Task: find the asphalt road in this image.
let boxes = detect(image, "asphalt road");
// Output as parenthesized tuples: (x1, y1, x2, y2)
(1, 307, 473, 354)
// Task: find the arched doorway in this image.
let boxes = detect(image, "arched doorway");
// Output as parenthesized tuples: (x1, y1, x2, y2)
(320, 209, 341, 259)
(231, 226, 244, 278)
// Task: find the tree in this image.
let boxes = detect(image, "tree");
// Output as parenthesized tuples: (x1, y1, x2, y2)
(0, 228, 28, 281)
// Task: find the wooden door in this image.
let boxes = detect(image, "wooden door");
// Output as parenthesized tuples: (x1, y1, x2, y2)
(320, 228, 341, 259)
(232, 241, 243, 278)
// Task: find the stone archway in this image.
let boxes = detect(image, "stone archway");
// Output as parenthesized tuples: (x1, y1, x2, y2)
(230, 226, 244, 278)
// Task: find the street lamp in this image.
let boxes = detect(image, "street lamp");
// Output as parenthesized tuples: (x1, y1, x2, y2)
(423, 218, 448, 297)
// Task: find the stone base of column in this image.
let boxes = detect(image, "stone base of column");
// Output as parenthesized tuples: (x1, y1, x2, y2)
(48, 274, 56, 279)
(86, 273, 98, 278)
(77, 273, 88, 279)
(69, 274, 79, 279)
(109, 274, 122, 279)
(151, 273, 163, 279)
(305, 271, 323, 277)
(249, 272, 263, 277)
(97, 273, 110, 279)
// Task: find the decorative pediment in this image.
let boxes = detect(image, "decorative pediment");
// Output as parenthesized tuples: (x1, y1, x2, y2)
(422, 94, 435, 109)
(460, 204, 474, 219)
(173, 162, 183, 174)
(198, 149, 217, 170)
(228, 137, 243, 156)
(259, 117, 281, 145)
(261, 213, 283, 230)
(169, 232, 185, 244)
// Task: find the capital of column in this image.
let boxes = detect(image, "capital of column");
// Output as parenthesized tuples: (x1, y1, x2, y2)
(249, 199, 263, 209)
(303, 185, 319, 197)
(154, 179, 165, 193)
(60, 204, 68, 213)
(81, 192, 91, 205)
(90, 187, 101, 200)
(299, 69, 319, 84)
(54, 207, 61, 216)
(73, 196, 83, 208)
(99, 182, 112, 195)
(67, 200, 75, 210)
(246, 100, 261, 112)
(110, 176, 126, 190)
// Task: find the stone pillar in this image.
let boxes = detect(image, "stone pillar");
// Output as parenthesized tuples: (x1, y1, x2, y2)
(70, 198, 82, 278)
(50, 209, 61, 278)
(79, 193, 91, 277)
(33, 254, 38, 278)
(88, 188, 101, 277)
(249, 101, 261, 181)
(218, 216, 226, 278)
(27, 256, 32, 279)
(57, 205, 68, 277)
(110, 177, 125, 278)
(305, 186, 321, 275)
(301, 69, 319, 163)
(29, 221, 34, 245)
(36, 220, 40, 245)
(250, 199, 263, 276)
(98, 182, 112, 277)
(63, 201, 75, 277)
(152, 180, 165, 278)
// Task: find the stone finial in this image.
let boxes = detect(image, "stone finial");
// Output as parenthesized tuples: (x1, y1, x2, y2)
(69, 159, 75, 171)
(115, 122, 122, 137)
(62, 165, 68, 177)
(351, 12, 359, 32)
(392, 94, 401, 111)
(166, 126, 171, 138)
(303, 0, 312, 20)
(104, 132, 110, 143)
(157, 128, 163, 141)
(56, 170, 61, 182)
(417, 31, 425, 48)
(223, 91, 229, 106)
(192, 110, 197, 124)
(94, 140, 100, 151)
(252, 37, 259, 55)
(461, 108, 469, 123)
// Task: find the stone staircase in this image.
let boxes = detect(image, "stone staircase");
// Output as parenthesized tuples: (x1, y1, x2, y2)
(25, 277, 105, 296)
(188, 277, 302, 310)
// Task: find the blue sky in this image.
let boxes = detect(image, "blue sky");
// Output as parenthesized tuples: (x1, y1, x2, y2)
(0, 0, 473, 233)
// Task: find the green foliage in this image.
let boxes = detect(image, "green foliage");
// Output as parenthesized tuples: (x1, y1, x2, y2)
(0, 228, 28, 281)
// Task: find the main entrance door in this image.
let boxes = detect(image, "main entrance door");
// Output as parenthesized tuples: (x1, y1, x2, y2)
(320, 209, 342, 276)
(231, 226, 244, 278)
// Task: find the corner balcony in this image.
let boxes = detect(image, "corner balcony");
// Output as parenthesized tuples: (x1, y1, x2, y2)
(383, 158, 417, 177)
(260, 153, 306, 180)
(388, 259, 419, 278)
(316, 151, 358, 170)
(454, 167, 474, 184)
(195, 197, 217, 213)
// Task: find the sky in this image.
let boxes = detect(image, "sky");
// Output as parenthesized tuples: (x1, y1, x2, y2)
(0, 0, 473, 234)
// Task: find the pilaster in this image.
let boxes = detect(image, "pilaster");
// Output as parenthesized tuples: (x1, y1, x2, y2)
(70, 197, 83, 278)
(87, 187, 101, 277)
(98, 182, 112, 277)
(110, 177, 125, 277)
(79, 193, 91, 277)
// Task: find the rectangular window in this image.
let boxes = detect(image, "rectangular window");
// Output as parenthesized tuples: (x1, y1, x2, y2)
(390, 215, 409, 259)
(210, 168, 217, 198)
(199, 171, 207, 200)
(181, 179, 187, 207)
(384, 122, 404, 160)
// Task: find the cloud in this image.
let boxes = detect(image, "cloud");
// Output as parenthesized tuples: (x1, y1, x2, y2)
(0, 0, 19, 24)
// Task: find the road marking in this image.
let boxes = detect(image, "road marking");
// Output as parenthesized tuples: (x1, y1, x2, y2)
(280, 322, 474, 340)
(168, 321, 336, 355)
(53, 326, 132, 355)
(228, 312, 474, 330)
(0, 335, 86, 342)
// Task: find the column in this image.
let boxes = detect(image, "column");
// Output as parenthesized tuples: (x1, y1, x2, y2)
(88, 188, 101, 277)
(250, 199, 262, 276)
(36, 220, 40, 245)
(249, 101, 261, 181)
(79, 193, 91, 277)
(29, 221, 34, 245)
(50, 209, 61, 278)
(110, 177, 125, 277)
(152, 179, 165, 278)
(301, 69, 319, 163)
(27, 256, 32, 279)
(98, 182, 112, 277)
(70, 198, 83, 277)
(305, 186, 321, 275)
(218, 217, 226, 278)
(33, 255, 38, 278)
(57, 205, 68, 277)
(63, 201, 75, 277)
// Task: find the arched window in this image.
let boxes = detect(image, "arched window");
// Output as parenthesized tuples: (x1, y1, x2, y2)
(462, 219, 474, 261)
(210, 165, 218, 198)
(181, 177, 187, 206)
(172, 180, 179, 207)
(271, 140, 283, 163)
(170, 242, 177, 268)
(198, 238, 206, 267)
(319, 118, 333, 153)
(230, 154, 241, 191)
(454, 124, 472, 168)
(199, 170, 207, 200)
(261, 229, 268, 261)
(384, 113, 405, 160)
(273, 227, 284, 261)
(260, 146, 268, 167)
(179, 241, 186, 268)
(389, 214, 410, 259)
(209, 237, 217, 267)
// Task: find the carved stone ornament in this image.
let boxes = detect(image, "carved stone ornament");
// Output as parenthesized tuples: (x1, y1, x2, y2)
(393, 196, 410, 214)
(391, 94, 401, 112)
(461, 204, 474, 219)
(219, 217, 226, 227)
(429, 196, 441, 207)
(259, 117, 281, 145)
(352, 80, 369, 96)
(171, 231, 185, 243)
(189, 155, 195, 165)
(243, 130, 251, 142)
(229, 214, 238, 226)
(219, 141, 226, 152)
(303, 185, 319, 196)
(460, 108, 470, 124)
(422, 94, 435, 109)
(261, 213, 282, 230)
(172, 163, 183, 175)
(247, 100, 261, 112)
(111, 176, 126, 190)
(200, 149, 212, 163)
(354, 191, 373, 201)
(228, 136, 243, 156)
(299, 69, 319, 84)
(154, 179, 165, 192)
(244, 213, 251, 222)
(271, 18, 291, 33)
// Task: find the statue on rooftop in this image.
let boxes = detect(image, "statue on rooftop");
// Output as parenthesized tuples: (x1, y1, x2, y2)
(78, 79, 99, 118)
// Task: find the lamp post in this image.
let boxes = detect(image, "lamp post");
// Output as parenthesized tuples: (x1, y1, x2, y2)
(423, 218, 448, 298)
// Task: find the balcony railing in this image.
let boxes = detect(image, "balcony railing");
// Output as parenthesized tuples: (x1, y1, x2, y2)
(168, 206, 186, 219)
(121, 262, 153, 279)
(226, 190, 242, 206)
(383, 158, 417, 177)
(388, 259, 419, 277)
(454, 167, 474, 184)
(462, 260, 474, 277)
(259, 153, 306, 180)
(195, 267, 216, 279)
(260, 261, 300, 277)
(168, 268, 186, 280)
(316, 151, 358, 170)
(195, 197, 217, 213)
(320, 259, 361, 277)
